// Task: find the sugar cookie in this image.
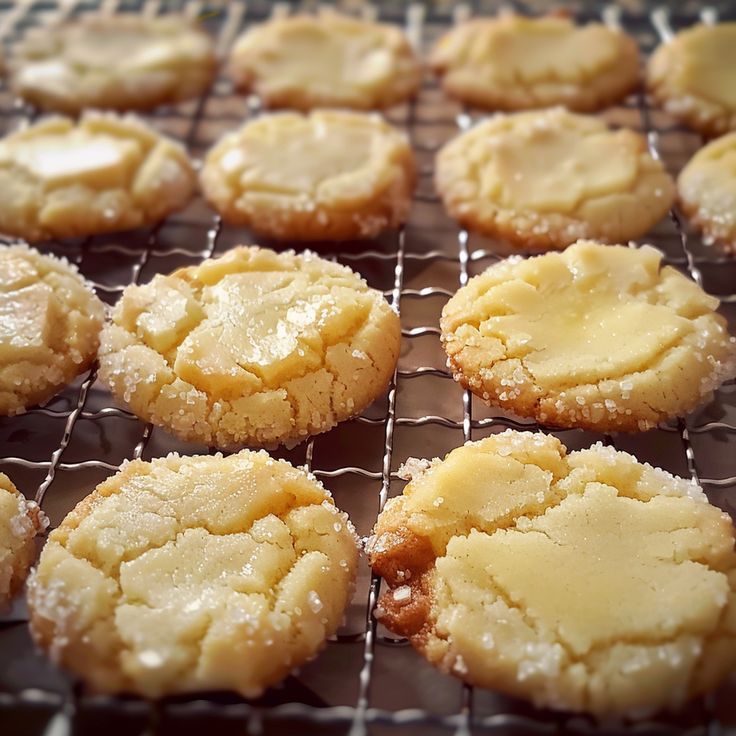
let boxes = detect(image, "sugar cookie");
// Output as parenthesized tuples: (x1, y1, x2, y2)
(0, 472, 46, 606)
(0, 112, 197, 243)
(368, 431, 736, 717)
(0, 244, 104, 415)
(228, 12, 421, 110)
(11, 14, 216, 114)
(99, 246, 400, 449)
(440, 240, 736, 432)
(201, 110, 416, 240)
(435, 108, 675, 250)
(648, 23, 736, 138)
(28, 450, 358, 697)
(430, 15, 639, 112)
(678, 131, 736, 251)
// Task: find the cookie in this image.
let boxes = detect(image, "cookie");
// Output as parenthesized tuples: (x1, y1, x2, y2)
(435, 108, 675, 250)
(0, 112, 197, 243)
(440, 240, 736, 432)
(11, 14, 216, 115)
(0, 244, 104, 416)
(200, 110, 416, 241)
(368, 430, 736, 718)
(678, 131, 736, 251)
(99, 246, 400, 449)
(430, 15, 639, 112)
(648, 23, 736, 138)
(28, 450, 358, 697)
(228, 12, 421, 110)
(0, 472, 47, 606)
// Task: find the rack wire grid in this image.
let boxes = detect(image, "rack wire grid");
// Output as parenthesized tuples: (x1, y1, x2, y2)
(0, 0, 735, 734)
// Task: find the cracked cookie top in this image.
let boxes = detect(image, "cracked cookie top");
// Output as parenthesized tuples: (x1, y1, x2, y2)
(11, 14, 216, 115)
(648, 23, 736, 138)
(430, 15, 639, 112)
(28, 450, 359, 697)
(228, 12, 421, 111)
(99, 245, 401, 449)
(678, 131, 736, 252)
(367, 430, 736, 718)
(0, 472, 47, 607)
(434, 108, 675, 250)
(0, 244, 104, 416)
(200, 110, 416, 241)
(0, 112, 197, 243)
(440, 240, 736, 432)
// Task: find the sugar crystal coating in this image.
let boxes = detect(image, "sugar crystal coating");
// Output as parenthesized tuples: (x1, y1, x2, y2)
(440, 240, 736, 432)
(678, 131, 736, 252)
(201, 110, 415, 241)
(0, 112, 196, 242)
(435, 108, 675, 251)
(648, 23, 736, 138)
(367, 431, 736, 717)
(0, 472, 47, 606)
(430, 15, 639, 112)
(0, 244, 104, 415)
(11, 14, 216, 115)
(28, 450, 359, 697)
(229, 12, 421, 111)
(99, 245, 400, 449)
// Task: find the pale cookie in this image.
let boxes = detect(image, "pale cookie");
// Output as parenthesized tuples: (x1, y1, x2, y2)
(678, 131, 736, 251)
(430, 15, 639, 112)
(0, 245, 104, 415)
(27, 450, 358, 697)
(200, 110, 416, 241)
(435, 108, 675, 250)
(648, 23, 736, 138)
(0, 112, 197, 243)
(228, 12, 421, 110)
(99, 246, 400, 449)
(440, 240, 736, 432)
(11, 14, 216, 115)
(368, 431, 736, 718)
(0, 473, 47, 606)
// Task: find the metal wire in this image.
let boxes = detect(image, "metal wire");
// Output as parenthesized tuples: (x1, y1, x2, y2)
(1, 1, 735, 735)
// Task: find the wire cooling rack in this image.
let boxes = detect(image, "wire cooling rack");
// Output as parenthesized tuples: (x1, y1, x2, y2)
(1, 1, 735, 734)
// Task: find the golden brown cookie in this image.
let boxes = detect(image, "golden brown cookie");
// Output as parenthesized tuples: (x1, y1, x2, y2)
(678, 131, 736, 250)
(648, 23, 736, 138)
(430, 15, 639, 112)
(11, 14, 216, 114)
(0, 244, 104, 415)
(28, 450, 358, 697)
(0, 112, 197, 243)
(200, 110, 416, 240)
(0, 472, 46, 606)
(228, 12, 421, 110)
(368, 431, 736, 718)
(435, 108, 675, 250)
(99, 246, 400, 449)
(440, 240, 736, 432)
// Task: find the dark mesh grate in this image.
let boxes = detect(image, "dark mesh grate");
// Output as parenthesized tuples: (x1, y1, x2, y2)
(0, 2, 735, 735)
